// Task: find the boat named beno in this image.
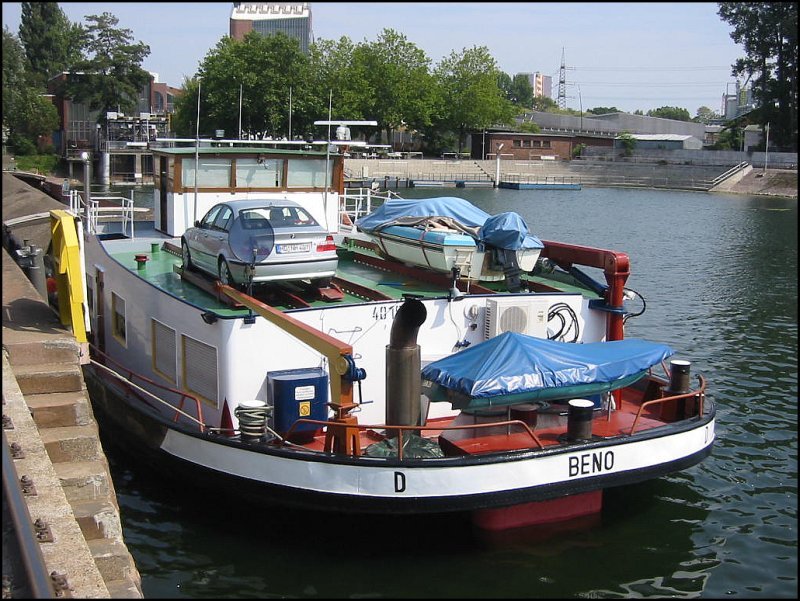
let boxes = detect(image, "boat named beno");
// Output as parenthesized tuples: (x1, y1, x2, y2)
(48, 139, 715, 532)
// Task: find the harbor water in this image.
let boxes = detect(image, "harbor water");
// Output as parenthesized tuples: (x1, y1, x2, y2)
(97, 185, 797, 598)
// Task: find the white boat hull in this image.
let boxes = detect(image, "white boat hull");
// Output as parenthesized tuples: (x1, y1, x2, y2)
(370, 230, 541, 281)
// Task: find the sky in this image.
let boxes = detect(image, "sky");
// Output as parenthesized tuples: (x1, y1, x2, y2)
(1, 2, 746, 116)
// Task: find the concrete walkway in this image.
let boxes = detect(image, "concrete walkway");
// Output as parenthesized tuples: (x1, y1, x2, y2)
(2, 176, 143, 597)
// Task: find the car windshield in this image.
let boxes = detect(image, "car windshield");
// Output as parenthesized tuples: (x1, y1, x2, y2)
(240, 206, 318, 230)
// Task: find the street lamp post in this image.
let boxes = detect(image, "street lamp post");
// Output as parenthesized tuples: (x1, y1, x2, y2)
(80, 151, 91, 230)
(495, 143, 504, 186)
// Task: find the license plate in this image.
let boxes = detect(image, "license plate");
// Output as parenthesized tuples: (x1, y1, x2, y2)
(276, 243, 311, 254)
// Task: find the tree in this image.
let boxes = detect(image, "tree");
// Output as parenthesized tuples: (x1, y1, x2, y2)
(351, 29, 437, 146)
(67, 12, 150, 120)
(693, 106, 720, 124)
(307, 36, 370, 140)
(518, 121, 541, 133)
(588, 106, 621, 115)
(175, 31, 310, 139)
(531, 95, 558, 112)
(18, 2, 84, 88)
(647, 106, 691, 121)
(3, 27, 59, 154)
(718, 2, 797, 150)
(508, 74, 534, 108)
(711, 124, 743, 150)
(617, 132, 636, 157)
(497, 72, 513, 101)
(433, 46, 516, 153)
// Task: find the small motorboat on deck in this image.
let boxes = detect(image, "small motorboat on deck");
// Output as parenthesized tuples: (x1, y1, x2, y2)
(354, 196, 544, 288)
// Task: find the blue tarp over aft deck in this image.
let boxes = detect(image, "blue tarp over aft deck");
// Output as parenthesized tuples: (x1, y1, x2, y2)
(355, 197, 543, 250)
(421, 332, 674, 401)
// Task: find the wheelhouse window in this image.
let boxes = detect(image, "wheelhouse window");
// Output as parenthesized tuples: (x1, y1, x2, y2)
(286, 159, 329, 188)
(111, 292, 126, 346)
(235, 158, 284, 188)
(152, 319, 177, 383)
(182, 335, 218, 407)
(181, 158, 231, 188)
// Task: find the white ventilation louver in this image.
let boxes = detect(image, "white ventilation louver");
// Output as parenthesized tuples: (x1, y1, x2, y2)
(484, 297, 550, 340)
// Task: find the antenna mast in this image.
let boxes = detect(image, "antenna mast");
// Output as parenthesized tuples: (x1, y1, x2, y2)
(557, 47, 567, 110)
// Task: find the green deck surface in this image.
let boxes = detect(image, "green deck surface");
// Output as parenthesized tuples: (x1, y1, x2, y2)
(111, 244, 458, 316)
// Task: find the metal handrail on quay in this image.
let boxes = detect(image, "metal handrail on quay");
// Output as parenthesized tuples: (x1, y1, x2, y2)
(2, 430, 56, 599)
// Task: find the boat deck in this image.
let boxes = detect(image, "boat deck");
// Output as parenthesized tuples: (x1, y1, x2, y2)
(103, 234, 598, 316)
(261, 386, 675, 458)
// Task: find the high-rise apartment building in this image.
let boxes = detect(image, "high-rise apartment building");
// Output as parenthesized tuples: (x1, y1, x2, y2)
(519, 72, 552, 99)
(533, 72, 552, 99)
(230, 3, 312, 53)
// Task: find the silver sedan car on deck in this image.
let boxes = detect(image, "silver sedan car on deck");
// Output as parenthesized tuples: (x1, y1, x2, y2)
(181, 199, 338, 287)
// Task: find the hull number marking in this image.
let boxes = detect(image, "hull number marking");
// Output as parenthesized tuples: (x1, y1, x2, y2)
(569, 450, 615, 477)
(394, 471, 406, 493)
(372, 305, 399, 321)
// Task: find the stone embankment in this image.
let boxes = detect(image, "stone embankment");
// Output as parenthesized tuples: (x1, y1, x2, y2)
(345, 157, 797, 197)
(2, 175, 143, 598)
(717, 167, 797, 198)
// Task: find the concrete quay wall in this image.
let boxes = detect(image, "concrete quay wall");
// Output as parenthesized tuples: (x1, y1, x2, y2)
(2, 183, 143, 597)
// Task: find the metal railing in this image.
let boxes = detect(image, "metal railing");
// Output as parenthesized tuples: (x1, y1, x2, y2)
(89, 346, 206, 432)
(710, 161, 749, 185)
(68, 190, 137, 238)
(339, 187, 401, 231)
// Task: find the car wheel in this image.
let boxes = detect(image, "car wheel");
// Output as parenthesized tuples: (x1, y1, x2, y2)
(181, 240, 194, 271)
(218, 258, 235, 286)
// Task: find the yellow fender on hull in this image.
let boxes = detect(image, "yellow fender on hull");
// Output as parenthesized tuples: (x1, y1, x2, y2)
(49, 209, 88, 343)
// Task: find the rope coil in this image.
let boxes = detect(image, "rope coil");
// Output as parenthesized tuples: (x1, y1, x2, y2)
(235, 401, 270, 440)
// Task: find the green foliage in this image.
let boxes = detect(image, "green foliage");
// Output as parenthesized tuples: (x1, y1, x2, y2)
(14, 153, 59, 173)
(647, 106, 691, 121)
(18, 2, 84, 88)
(3, 27, 59, 150)
(508, 74, 533, 108)
(617, 132, 636, 156)
(351, 29, 437, 145)
(572, 143, 586, 158)
(531, 96, 558, 112)
(175, 31, 310, 139)
(3, 27, 26, 127)
(307, 36, 365, 138)
(709, 126, 742, 150)
(693, 106, 720, 124)
(67, 12, 150, 118)
(587, 106, 621, 115)
(518, 121, 541, 133)
(433, 46, 516, 152)
(718, 2, 797, 150)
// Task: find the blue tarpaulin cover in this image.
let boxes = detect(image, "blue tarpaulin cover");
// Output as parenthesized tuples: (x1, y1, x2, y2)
(355, 197, 543, 250)
(421, 332, 673, 401)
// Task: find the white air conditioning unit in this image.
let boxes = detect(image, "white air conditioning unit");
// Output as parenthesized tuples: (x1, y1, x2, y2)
(484, 297, 549, 340)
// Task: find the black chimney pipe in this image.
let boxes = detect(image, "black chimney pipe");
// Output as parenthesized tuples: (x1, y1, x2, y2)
(386, 297, 427, 433)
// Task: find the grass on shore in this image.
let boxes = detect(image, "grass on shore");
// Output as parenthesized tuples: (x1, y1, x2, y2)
(12, 154, 60, 175)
